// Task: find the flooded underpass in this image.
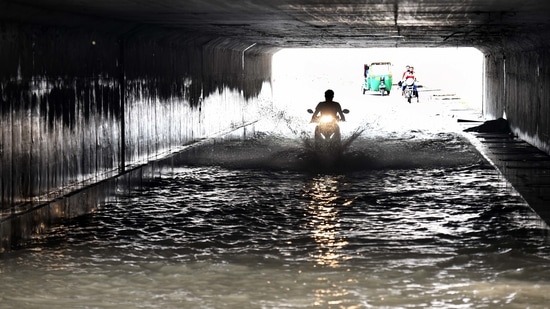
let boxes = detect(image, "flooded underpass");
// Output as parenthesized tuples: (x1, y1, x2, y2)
(1, 90, 550, 308)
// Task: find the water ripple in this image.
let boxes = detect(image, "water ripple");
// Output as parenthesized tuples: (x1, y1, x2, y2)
(2, 133, 550, 308)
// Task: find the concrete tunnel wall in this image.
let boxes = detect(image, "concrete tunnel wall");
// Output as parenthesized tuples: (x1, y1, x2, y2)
(0, 21, 274, 251)
(484, 48, 550, 154)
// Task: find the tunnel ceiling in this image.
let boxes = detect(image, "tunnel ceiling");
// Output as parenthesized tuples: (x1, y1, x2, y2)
(2, 0, 550, 51)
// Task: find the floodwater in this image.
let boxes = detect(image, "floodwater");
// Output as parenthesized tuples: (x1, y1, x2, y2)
(1, 94, 550, 309)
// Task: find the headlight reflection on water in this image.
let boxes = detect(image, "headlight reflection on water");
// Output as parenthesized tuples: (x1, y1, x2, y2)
(303, 175, 352, 268)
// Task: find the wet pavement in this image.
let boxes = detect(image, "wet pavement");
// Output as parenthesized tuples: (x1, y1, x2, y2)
(2, 86, 550, 308)
(462, 131, 550, 225)
(442, 98, 550, 226)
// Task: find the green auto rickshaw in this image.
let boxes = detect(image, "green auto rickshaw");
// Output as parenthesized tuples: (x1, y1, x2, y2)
(362, 62, 393, 96)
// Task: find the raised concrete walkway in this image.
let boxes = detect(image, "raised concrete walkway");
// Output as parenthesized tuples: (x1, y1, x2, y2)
(441, 97, 550, 226)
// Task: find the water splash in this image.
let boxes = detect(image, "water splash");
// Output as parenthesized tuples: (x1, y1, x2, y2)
(297, 127, 367, 172)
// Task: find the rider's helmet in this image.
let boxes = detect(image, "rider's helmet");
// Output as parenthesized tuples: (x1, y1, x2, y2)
(324, 89, 334, 99)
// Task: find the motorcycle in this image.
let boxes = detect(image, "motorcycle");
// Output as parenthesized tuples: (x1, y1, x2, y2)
(307, 108, 349, 149)
(403, 77, 417, 103)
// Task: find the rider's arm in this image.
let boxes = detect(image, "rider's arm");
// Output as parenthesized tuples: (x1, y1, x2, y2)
(339, 110, 346, 121)
(337, 104, 346, 121)
(311, 104, 321, 122)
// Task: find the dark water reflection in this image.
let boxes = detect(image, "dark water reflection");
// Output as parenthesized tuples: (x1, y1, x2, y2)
(1, 129, 550, 308)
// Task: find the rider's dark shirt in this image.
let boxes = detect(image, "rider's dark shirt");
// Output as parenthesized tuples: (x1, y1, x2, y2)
(315, 101, 343, 119)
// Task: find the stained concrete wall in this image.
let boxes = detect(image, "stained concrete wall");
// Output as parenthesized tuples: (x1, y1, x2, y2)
(0, 21, 274, 251)
(484, 47, 550, 155)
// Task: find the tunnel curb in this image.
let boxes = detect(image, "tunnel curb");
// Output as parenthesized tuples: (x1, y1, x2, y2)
(0, 120, 258, 253)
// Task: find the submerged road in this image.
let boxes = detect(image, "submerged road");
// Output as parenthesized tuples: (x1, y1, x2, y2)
(1, 84, 550, 308)
(341, 85, 550, 226)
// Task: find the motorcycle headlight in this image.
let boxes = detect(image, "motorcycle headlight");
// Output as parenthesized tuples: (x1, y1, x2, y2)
(320, 115, 335, 123)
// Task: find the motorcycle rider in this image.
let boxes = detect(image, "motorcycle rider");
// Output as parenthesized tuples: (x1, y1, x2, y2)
(410, 66, 419, 101)
(310, 89, 347, 123)
(401, 65, 411, 83)
(400, 65, 411, 96)
(401, 66, 419, 103)
(310, 89, 346, 141)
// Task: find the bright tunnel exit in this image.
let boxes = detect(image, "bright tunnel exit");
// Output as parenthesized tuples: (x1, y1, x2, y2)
(271, 47, 484, 119)
(252, 47, 487, 170)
